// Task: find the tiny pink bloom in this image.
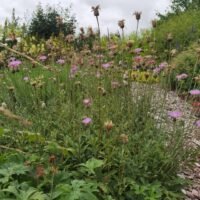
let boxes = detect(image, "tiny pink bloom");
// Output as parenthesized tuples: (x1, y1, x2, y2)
(57, 59, 65, 65)
(134, 56, 143, 63)
(159, 62, 168, 69)
(176, 73, 188, 81)
(168, 111, 182, 119)
(8, 60, 22, 71)
(82, 117, 92, 126)
(39, 55, 47, 62)
(83, 98, 92, 107)
(189, 89, 200, 95)
(195, 120, 200, 127)
(102, 63, 111, 69)
(134, 48, 142, 54)
(69, 65, 79, 78)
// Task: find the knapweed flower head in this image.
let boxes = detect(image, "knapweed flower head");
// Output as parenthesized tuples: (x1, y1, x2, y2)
(70, 65, 79, 78)
(195, 120, 200, 127)
(176, 73, 188, 81)
(39, 55, 47, 62)
(133, 11, 142, 20)
(102, 63, 111, 69)
(82, 117, 92, 126)
(189, 89, 200, 95)
(153, 67, 162, 74)
(83, 98, 92, 108)
(56, 59, 65, 65)
(134, 48, 142, 54)
(8, 60, 22, 71)
(104, 120, 114, 132)
(159, 62, 168, 70)
(118, 19, 125, 29)
(91, 5, 100, 17)
(134, 56, 143, 64)
(168, 111, 182, 119)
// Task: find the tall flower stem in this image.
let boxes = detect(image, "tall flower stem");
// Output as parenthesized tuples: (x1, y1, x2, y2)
(136, 20, 139, 38)
(96, 16, 100, 38)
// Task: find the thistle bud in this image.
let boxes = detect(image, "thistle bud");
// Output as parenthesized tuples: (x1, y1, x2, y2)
(118, 20, 125, 29)
(134, 11, 142, 21)
(91, 5, 100, 17)
(104, 120, 114, 132)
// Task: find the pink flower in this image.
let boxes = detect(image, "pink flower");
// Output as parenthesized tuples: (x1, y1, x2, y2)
(8, 60, 22, 71)
(134, 48, 142, 54)
(134, 56, 143, 64)
(176, 73, 188, 81)
(83, 98, 92, 107)
(102, 63, 111, 69)
(189, 89, 200, 95)
(82, 117, 92, 126)
(168, 111, 182, 119)
(159, 62, 168, 69)
(57, 59, 65, 65)
(69, 65, 79, 78)
(39, 55, 47, 62)
(195, 120, 200, 127)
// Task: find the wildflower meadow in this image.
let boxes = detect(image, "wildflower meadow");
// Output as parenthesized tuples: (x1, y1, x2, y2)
(0, 1, 200, 200)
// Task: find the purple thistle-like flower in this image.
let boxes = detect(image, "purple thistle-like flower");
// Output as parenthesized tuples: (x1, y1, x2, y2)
(168, 111, 182, 119)
(57, 59, 65, 65)
(8, 60, 22, 70)
(159, 62, 168, 69)
(153, 67, 162, 74)
(134, 48, 142, 54)
(189, 89, 200, 95)
(82, 117, 92, 126)
(69, 65, 79, 78)
(195, 120, 200, 127)
(102, 63, 111, 69)
(176, 73, 188, 81)
(39, 55, 47, 62)
(83, 98, 92, 108)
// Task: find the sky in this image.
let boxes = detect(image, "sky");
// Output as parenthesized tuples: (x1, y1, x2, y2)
(0, 0, 171, 34)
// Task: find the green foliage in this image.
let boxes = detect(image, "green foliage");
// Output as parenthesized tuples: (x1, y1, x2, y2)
(155, 9, 200, 58)
(28, 4, 76, 39)
(164, 42, 200, 91)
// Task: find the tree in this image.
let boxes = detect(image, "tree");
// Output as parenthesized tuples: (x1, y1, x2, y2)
(170, 0, 200, 12)
(28, 4, 76, 39)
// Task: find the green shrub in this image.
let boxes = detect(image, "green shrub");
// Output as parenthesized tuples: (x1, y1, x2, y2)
(163, 42, 200, 91)
(28, 4, 76, 39)
(155, 10, 200, 59)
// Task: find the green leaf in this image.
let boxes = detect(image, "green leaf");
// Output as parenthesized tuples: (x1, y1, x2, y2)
(80, 158, 104, 175)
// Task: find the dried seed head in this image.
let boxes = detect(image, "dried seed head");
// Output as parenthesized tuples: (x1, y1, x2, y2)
(91, 5, 100, 17)
(104, 120, 114, 131)
(118, 19, 125, 29)
(133, 11, 142, 21)
(119, 134, 129, 144)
